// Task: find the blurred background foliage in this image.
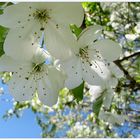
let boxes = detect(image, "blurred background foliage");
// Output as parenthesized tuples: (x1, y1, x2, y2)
(0, 2, 140, 138)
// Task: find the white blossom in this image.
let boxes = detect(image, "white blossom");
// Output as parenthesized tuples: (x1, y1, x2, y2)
(98, 110, 125, 125)
(135, 22, 140, 33)
(125, 34, 139, 41)
(0, 2, 84, 60)
(89, 85, 114, 109)
(53, 25, 122, 89)
(89, 62, 123, 109)
(88, 85, 102, 101)
(0, 46, 66, 106)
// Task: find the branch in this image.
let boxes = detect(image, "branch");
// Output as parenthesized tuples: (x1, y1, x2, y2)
(80, 14, 86, 30)
(118, 51, 140, 62)
(97, 3, 104, 25)
(114, 52, 140, 89)
(114, 59, 134, 81)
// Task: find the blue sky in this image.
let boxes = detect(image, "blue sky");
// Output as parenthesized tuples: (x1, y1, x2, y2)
(0, 80, 41, 138)
(1, 79, 140, 138)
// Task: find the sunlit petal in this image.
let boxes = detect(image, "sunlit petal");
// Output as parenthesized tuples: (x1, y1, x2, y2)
(94, 39, 122, 61)
(62, 56, 83, 89)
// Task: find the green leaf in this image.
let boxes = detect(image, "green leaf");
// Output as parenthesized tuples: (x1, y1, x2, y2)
(0, 26, 8, 57)
(0, 2, 5, 6)
(0, 26, 8, 41)
(6, 2, 13, 7)
(0, 2, 14, 15)
(0, 9, 3, 15)
(0, 2, 5, 15)
(15, 102, 30, 110)
(70, 24, 82, 37)
(93, 95, 104, 116)
(71, 82, 84, 102)
(0, 42, 4, 57)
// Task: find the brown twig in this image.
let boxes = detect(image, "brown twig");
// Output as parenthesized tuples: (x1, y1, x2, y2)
(118, 51, 140, 62)
(114, 52, 140, 89)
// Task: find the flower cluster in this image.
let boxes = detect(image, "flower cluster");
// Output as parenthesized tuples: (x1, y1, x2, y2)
(0, 3, 122, 108)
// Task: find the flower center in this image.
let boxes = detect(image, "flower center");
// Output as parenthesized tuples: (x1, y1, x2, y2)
(33, 9, 50, 30)
(79, 46, 89, 60)
(32, 62, 44, 73)
(78, 46, 104, 74)
(79, 46, 92, 65)
(20, 62, 47, 81)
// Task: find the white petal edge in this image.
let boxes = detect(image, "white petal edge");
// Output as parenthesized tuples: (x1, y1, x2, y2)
(94, 39, 122, 61)
(37, 65, 66, 106)
(88, 85, 102, 101)
(8, 70, 36, 102)
(45, 22, 76, 60)
(4, 27, 40, 62)
(98, 110, 125, 125)
(0, 54, 20, 72)
(103, 88, 114, 109)
(109, 62, 124, 78)
(61, 56, 83, 89)
(0, 3, 32, 28)
(49, 2, 84, 27)
(82, 61, 105, 86)
(37, 75, 58, 107)
(78, 25, 103, 47)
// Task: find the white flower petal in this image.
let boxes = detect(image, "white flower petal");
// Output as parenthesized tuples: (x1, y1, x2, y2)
(25, 2, 50, 9)
(88, 48, 111, 79)
(37, 65, 65, 106)
(94, 39, 122, 61)
(125, 34, 138, 41)
(62, 56, 83, 89)
(135, 22, 140, 34)
(112, 114, 125, 125)
(37, 76, 58, 107)
(78, 25, 103, 47)
(82, 61, 104, 86)
(33, 47, 49, 64)
(108, 78, 118, 88)
(103, 88, 114, 109)
(89, 85, 102, 101)
(49, 2, 84, 27)
(0, 3, 32, 28)
(98, 110, 109, 121)
(4, 27, 41, 62)
(89, 85, 103, 94)
(0, 54, 20, 72)
(109, 62, 124, 78)
(103, 62, 123, 88)
(0, 2, 84, 28)
(45, 22, 76, 60)
(8, 70, 36, 102)
(99, 110, 125, 125)
(78, 46, 110, 85)
(47, 66, 66, 90)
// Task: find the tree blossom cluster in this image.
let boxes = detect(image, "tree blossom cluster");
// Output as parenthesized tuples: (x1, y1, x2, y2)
(0, 2, 123, 110)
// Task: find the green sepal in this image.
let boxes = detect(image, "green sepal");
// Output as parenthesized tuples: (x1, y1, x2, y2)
(70, 82, 84, 102)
